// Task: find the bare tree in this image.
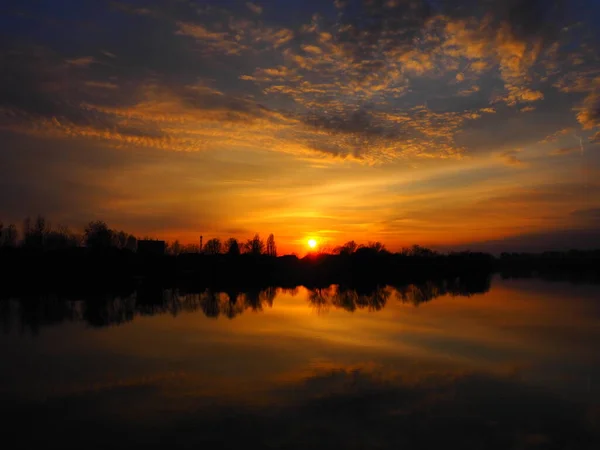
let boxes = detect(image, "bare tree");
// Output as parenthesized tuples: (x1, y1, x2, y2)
(334, 240, 358, 255)
(22, 217, 30, 240)
(84, 221, 113, 249)
(182, 243, 200, 253)
(4, 224, 17, 247)
(114, 230, 129, 249)
(0, 222, 11, 247)
(167, 240, 183, 255)
(244, 234, 264, 256)
(403, 245, 436, 257)
(125, 235, 137, 252)
(34, 215, 48, 235)
(45, 225, 80, 250)
(367, 241, 386, 253)
(225, 238, 240, 256)
(266, 233, 277, 257)
(204, 238, 222, 255)
(23, 215, 49, 249)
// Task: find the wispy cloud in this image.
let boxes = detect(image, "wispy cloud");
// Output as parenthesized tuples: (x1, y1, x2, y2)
(65, 56, 96, 67)
(499, 149, 528, 167)
(550, 146, 581, 156)
(246, 2, 263, 15)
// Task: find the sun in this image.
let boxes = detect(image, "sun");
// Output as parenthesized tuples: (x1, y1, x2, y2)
(307, 238, 317, 249)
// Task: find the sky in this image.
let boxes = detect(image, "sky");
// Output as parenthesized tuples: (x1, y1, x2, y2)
(1, 0, 599, 254)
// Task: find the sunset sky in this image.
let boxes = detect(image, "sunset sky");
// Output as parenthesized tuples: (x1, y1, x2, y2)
(1, 0, 599, 254)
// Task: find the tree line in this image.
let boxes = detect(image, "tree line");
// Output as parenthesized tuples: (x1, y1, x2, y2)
(173, 233, 277, 257)
(0, 215, 282, 256)
(0, 216, 137, 251)
(1, 215, 438, 259)
(2, 215, 600, 274)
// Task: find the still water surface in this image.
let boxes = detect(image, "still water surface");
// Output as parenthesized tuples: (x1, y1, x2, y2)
(1, 276, 599, 449)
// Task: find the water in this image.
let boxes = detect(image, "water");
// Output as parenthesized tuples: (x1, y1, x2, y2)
(1, 276, 599, 449)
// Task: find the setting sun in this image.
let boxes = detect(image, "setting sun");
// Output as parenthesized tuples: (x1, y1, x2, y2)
(307, 239, 317, 249)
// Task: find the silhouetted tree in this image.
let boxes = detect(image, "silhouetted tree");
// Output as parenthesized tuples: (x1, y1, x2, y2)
(23, 215, 49, 249)
(182, 243, 200, 253)
(22, 217, 30, 241)
(125, 235, 137, 252)
(114, 230, 129, 249)
(366, 241, 387, 253)
(45, 225, 80, 250)
(225, 238, 241, 256)
(266, 233, 277, 257)
(402, 245, 436, 257)
(244, 234, 264, 256)
(167, 240, 183, 255)
(4, 224, 18, 248)
(84, 221, 113, 249)
(334, 240, 358, 255)
(0, 222, 18, 248)
(204, 238, 222, 255)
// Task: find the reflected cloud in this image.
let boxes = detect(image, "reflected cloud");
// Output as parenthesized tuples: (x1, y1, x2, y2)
(2, 276, 600, 449)
(2, 360, 597, 450)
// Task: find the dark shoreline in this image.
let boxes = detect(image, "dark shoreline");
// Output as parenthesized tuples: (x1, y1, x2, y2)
(0, 248, 598, 333)
(1, 247, 598, 294)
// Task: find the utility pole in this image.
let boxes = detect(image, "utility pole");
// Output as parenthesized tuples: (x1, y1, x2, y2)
(199, 235, 203, 253)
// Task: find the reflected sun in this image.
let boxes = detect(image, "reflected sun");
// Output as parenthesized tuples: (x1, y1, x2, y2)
(307, 239, 317, 249)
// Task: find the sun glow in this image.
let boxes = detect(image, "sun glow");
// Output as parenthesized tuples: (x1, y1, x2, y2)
(307, 238, 317, 249)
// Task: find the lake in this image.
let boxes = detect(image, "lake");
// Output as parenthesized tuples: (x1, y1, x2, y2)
(1, 276, 599, 449)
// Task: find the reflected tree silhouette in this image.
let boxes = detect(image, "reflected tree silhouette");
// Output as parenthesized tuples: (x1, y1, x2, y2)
(200, 290, 222, 318)
(332, 286, 359, 312)
(308, 285, 390, 312)
(0, 274, 495, 333)
(261, 286, 277, 307)
(83, 294, 136, 328)
(308, 287, 334, 313)
(280, 287, 299, 297)
(242, 288, 263, 311)
(221, 290, 245, 319)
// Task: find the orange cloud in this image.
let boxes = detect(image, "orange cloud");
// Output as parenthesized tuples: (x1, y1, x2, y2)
(499, 149, 528, 167)
(577, 90, 600, 130)
(550, 146, 581, 156)
(176, 22, 246, 55)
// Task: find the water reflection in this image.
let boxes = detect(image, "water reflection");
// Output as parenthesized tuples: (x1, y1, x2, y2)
(0, 274, 492, 334)
(1, 276, 599, 449)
